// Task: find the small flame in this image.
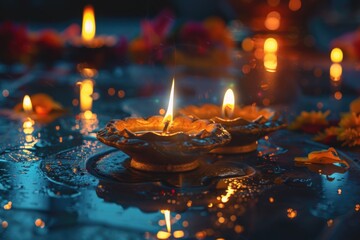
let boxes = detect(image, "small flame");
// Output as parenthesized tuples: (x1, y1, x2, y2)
(82, 5, 96, 41)
(80, 80, 94, 112)
(163, 210, 171, 233)
(163, 79, 175, 125)
(222, 89, 235, 118)
(23, 95, 33, 114)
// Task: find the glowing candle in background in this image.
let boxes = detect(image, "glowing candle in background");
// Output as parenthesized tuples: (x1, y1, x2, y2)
(23, 95, 33, 114)
(82, 5, 96, 42)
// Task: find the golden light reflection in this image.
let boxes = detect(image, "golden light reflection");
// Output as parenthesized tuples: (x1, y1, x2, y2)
(163, 79, 175, 125)
(289, 0, 302, 11)
(80, 67, 98, 78)
(334, 91, 342, 100)
(264, 38, 278, 53)
(23, 117, 35, 135)
(327, 219, 334, 227)
(80, 79, 94, 112)
(2, 221, 8, 228)
(330, 63, 342, 81)
(23, 95, 33, 114)
(264, 11, 281, 31)
(157, 231, 171, 239)
(222, 89, 235, 119)
(83, 110, 93, 120)
(287, 208, 297, 219)
(355, 204, 360, 211)
(242, 38, 254, 52)
(264, 53, 278, 72)
(82, 5, 96, 41)
(35, 218, 45, 228)
(218, 178, 242, 204)
(330, 48, 343, 63)
(234, 225, 244, 233)
(173, 230, 185, 238)
(3, 201, 12, 210)
(264, 38, 278, 72)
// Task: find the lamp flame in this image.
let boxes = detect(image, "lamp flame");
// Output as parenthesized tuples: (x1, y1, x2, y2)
(222, 89, 235, 118)
(23, 95, 33, 114)
(163, 210, 171, 233)
(82, 5, 96, 41)
(163, 79, 175, 125)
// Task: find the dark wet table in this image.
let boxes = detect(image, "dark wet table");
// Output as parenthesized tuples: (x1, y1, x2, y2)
(0, 57, 359, 240)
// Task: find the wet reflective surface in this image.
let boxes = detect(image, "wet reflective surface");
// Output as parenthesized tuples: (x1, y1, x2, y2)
(0, 56, 360, 240)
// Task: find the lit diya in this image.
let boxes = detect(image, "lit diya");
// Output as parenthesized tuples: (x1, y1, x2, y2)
(179, 89, 286, 153)
(67, 5, 117, 68)
(12, 94, 66, 124)
(97, 80, 231, 172)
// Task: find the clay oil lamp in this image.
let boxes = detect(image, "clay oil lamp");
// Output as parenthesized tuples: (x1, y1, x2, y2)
(67, 5, 117, 69)
(179, 88, 285, 153)
(97, 79, 231, 172)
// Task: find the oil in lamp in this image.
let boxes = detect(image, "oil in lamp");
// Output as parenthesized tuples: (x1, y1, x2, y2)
(179, 88, 285, 153)
(97, 79, 231, 172)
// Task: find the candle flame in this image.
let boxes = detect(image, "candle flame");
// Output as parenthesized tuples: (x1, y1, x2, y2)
(23, 95, 33, 113)
(80, 80, 94, 112)
(163, 79, 175, 125)
(222, 88, 235, 118)
(163, 210, 171, 233)
(82, 5, 96, 41)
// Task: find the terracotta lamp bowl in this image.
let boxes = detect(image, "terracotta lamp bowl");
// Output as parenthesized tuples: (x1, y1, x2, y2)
(179, 104, 286, 153)
(97, 115, 231, 172)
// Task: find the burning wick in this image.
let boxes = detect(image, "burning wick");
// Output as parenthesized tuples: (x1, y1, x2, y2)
(23, 95, 33, 114)
(82, 5, 96, 41)
(164, 210, 171, 233)
(222, 89, 235, 119)
(162, 79, 175, 133)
